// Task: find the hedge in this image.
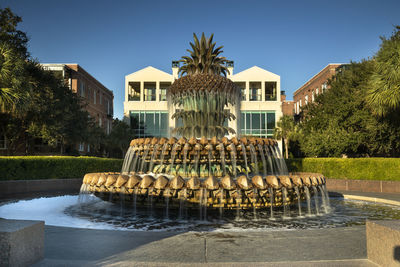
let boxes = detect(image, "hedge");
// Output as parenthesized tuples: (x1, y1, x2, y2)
(2, 156, 399, 181)
(0, 156, 123, 180)
(286, 158, 400, 181)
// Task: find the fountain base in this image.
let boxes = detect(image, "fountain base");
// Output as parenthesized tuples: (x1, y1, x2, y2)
(81, 172, 326, 209)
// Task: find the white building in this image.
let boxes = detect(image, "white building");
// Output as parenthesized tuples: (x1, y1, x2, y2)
(124, 62, 282, 139)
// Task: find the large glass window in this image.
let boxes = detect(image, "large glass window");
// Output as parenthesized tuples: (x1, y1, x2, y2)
(240, 111, 275, 137)
(235, 82, 246, 101)
(160, 82, 171, 101)
(265, 82, 277, 101)
(144, 82, 156, 101)
(249, 82, 261, 101)
(128, 82, 140, 101)
(130, 111, 169, 137)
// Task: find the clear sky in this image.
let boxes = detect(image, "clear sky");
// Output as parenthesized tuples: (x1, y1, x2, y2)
(2, 0, 400, 119)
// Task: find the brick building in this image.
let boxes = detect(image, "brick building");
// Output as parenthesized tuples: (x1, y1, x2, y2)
(42, 63, 114, 153)
(281, 91, 294, 116)
(293, 64, 345, 114)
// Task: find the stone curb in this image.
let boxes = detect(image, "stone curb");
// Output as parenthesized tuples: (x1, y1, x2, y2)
(342, 194, 400, 206)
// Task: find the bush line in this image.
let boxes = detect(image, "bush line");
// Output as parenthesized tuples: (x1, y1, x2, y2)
(0, 156, 123, 180)
(286, 158, 400, 181)
(1, 156, 399, 181)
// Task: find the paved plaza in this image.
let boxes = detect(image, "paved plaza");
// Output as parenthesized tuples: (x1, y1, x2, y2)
(33, 225, 376, 266)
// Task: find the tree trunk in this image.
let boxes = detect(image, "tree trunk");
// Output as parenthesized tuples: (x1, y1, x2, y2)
(284, 138, 289, 159)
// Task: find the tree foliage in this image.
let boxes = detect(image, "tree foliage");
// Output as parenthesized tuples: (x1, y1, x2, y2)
(299, 60, 400, 157)
(274, 115, 300, 158)
(0, 7, 103, 155)
(106, 119, 135, 158)
(367, 26, 400, 116)
(179, 33, 229, 76)
(0, 7, 28, 57)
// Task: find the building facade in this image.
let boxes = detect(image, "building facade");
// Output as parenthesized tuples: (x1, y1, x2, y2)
(42, 63, 114, 153)
(124, 62, 283, 140)
(293, 63, 345, 114)
(280, 91, 294, 116)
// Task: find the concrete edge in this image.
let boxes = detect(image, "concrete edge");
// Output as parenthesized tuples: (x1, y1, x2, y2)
(342, 194, 400, 206)
(84, 259, 378, 266)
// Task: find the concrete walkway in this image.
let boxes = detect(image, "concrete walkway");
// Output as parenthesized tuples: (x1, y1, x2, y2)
(32, 225, 377, 266)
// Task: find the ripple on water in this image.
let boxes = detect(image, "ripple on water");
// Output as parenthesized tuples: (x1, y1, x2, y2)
(0, 195, 399, 231)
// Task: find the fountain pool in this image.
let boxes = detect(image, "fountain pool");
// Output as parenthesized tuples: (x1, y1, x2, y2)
(0, 194, 399, 232)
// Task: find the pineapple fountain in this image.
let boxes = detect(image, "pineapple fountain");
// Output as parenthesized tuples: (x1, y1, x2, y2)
(80, 33, 329, 219)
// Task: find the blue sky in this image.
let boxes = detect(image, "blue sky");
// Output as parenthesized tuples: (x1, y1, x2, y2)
(3, 0, 400, 119)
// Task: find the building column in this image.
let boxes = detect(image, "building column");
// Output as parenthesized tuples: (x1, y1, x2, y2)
(245, 81, 249, 101)
(156, 81, 160, 101)
(261, 81, 265, 101)
(140, 81, 144, 102)
(277, 80, 281, 102)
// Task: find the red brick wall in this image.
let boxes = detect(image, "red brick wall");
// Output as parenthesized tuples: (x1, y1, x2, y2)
(293, 64, 342, 113)
(66, 64, 113, 134)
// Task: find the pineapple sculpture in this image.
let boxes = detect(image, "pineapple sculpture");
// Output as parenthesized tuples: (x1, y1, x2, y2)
(169, 33, 239, 138)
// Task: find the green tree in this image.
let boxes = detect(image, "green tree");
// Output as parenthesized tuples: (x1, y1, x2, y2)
(274, 115, 299, 158)
(299, 60, 400, 157)
(0, 43, 25, 112)
(0, 7, 96, 155)
(179, 33, 229, 76)
(367, 26, 400, 116)
(106, 119, 135, 158)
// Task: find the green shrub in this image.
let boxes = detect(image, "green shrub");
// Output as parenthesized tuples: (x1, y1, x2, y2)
(286, 158, 400, 181)
(0, 156, 123, 180)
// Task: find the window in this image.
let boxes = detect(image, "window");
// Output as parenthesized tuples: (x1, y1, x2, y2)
(130, 111, 169, 137)
(99, 117, 102, 127)
(100, 93, 103, 104)
(305, 95, 308, 105)
(299, 99, 302, 107)
(240, 111, 275, 137)
(128, 82, 140, 101)
(79, 142, 85, 152)
(322, 82, 327, 93)
(235, 82, 246, 101)
(79, 81, 85, 97)
(0, 134, 6, 149)
(312, 91, 315, 102)
(249, 82, 261, 101)
(315, 87, 319, 95)
(94, 90, 97, 104)
(106, 119, 111, 134)
(106, 100, 112, 116)
(144, 82, 156, 101)
(87, 144, 90, 153)
(265, 82, 277, 101)
(160, 82, 171, 101)
(88, 88, 91, 102)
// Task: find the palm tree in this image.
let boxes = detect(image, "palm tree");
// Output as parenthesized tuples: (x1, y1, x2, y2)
(179, 33, 229, 77)
(274, 115, 299, 159)
(0, 42, 25, 113)
(367, 26, 400, 116)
